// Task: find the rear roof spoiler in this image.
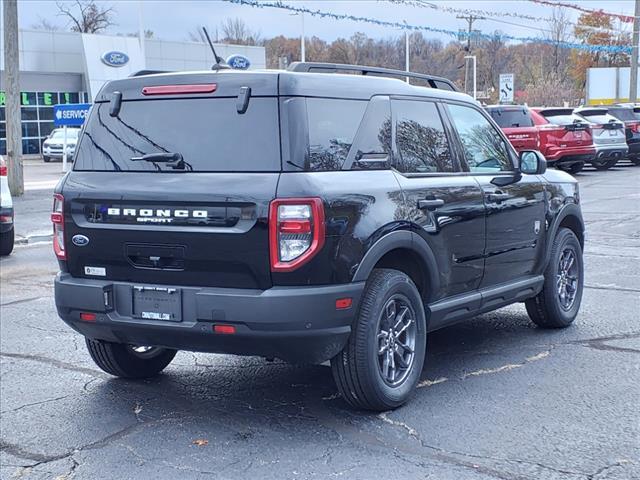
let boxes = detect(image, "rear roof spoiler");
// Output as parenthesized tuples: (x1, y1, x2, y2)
(538, 108, 575, 116)
(129, 70, 171, 77)
(288, 62, 458, 91)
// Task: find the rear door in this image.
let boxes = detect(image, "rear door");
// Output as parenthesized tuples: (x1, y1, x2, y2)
(389, 98, 486, 299)
(64, 74, 281, 290)
(445, 102, 546, 287)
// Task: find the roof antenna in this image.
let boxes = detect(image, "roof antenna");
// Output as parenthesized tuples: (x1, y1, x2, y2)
(202, 27, 230, 70)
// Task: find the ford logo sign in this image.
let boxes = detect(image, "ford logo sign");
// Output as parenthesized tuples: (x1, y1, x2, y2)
(101, 51, 129, 67)
(227, 54, 251, 70)
(72, 234, 90, 247)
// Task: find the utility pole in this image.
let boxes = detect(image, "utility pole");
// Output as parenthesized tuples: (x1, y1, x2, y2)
(457, 14, 484, 97)
(3, 0, 24, 196)
(630, 0, 640, 103)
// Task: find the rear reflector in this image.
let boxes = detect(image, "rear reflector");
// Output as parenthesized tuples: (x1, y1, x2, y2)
(142, 84, 217, 95)
(213, 324, 236, 335)
(80, 312, 96, 322)
(335, 298, 353, 310)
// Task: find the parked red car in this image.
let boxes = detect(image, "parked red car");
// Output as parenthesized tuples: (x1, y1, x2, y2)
(486, 105, 539, 152)
(530, 108, 596, 174)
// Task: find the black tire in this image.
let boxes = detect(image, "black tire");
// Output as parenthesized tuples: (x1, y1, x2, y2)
(85, 338, 177, 378)
(331, 268, 427, 411)
(0, 228, 14, 256)
(525, 228, 583, 328)
(566, 162, 584, 175)
(605, 157, 619, 169)
(43, 156, 51, 163)
(631, 156, 640, 166)
(591, 160, 611, 171)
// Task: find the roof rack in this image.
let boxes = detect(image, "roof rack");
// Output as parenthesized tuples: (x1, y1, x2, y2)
(287, 62, 458, 91)
(129, 70, 170, 77)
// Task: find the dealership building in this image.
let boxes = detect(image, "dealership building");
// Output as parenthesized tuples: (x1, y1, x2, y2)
(0, 29, 266, 155)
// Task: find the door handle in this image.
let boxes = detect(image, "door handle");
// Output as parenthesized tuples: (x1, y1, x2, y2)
(417, 198, 445, 210)
(485, 192, 511, 203)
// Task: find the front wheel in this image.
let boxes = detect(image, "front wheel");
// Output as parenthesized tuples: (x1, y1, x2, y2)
(85, 338, 177, 378)
(591, 159, 611, 171)
(331, 269, 427, 411)
(566, 162, 584, 175)
(525, 228, 583, 328)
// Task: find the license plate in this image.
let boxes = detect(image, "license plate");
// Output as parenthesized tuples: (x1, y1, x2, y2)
(132, 286, 182, 322)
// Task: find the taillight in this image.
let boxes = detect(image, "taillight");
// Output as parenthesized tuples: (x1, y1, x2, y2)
(269, 198, 325, 272)
(51, 193, 66, 260)
(629, 122, 640, 133)
(0, 162, 6, 176)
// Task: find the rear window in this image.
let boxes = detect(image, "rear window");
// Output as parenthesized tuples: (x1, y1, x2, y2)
(541, 112, 585, 125)
(608, 108, 636, 122)
(74, 98, 281, 172)
(577, 112, 617, 124)
(488, 108, 534, 128)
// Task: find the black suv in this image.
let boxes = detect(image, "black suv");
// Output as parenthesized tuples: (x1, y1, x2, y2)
(53, 63, 585, 411)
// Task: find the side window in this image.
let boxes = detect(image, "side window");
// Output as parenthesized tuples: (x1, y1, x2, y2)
(447, 104, 513, 173)
(307, 98, 367, 171)
(393, 99, 454, 173)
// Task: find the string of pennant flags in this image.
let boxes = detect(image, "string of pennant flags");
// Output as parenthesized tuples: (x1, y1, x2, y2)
(388, 0, 629, 36)
(221, 0, 632, 54)
(529, 0, 634, 23)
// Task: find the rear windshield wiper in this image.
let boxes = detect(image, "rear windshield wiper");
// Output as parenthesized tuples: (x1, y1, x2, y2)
(131, 153, 183, 163)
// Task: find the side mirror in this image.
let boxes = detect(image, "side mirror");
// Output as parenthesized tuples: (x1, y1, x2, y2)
(519, 150, 547, 175)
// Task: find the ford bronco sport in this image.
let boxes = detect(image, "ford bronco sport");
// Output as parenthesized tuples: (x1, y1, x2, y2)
(53, 63, 585, 411)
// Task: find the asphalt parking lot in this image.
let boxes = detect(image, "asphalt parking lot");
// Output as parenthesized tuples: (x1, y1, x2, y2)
(1, 163, 639, 480)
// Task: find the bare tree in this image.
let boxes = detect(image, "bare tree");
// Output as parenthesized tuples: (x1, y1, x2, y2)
(547, 7, 572, 76)
(220, 18, 261, 45)
(31, 17, 61, 31)
(56, 1, 115, 33)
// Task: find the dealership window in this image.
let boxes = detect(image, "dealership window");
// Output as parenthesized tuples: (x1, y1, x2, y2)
(0, 91, 88, 155)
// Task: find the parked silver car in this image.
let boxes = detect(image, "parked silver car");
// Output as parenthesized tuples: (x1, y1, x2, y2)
(42, 128, 81, 163)
(574, 107, 627, 170)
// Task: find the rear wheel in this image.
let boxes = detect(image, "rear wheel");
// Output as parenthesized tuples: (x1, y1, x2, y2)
(630, 156, 640, 166)
(331, 269, 427, 411)
(605, 157, 619, 169)
(43, 156, 51, 163)
(0, 228, 14, 256)
(525, 228, 583, 328)
(85, 338, 177, 378)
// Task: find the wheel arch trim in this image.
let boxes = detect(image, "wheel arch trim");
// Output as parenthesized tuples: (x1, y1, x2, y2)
(352, 230, 440, 302)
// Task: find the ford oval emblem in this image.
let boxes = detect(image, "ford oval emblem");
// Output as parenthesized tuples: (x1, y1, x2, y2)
(72, 234, 90, 247)
(101, 51, 129, 67)
(227, 54, 251, 70)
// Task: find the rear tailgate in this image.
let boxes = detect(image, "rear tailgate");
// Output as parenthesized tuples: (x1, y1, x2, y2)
(536, 109, 593, 147)
(63, 72, 281, 290)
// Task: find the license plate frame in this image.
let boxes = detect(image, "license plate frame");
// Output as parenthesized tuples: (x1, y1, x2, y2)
(132, 286, 182, 322)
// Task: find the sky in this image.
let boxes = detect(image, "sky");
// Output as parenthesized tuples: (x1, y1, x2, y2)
(11, 0, 637, 45)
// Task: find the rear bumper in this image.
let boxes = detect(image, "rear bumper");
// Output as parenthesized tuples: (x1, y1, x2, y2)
(0, 207, 14, 234)
(594, 144, 628, 160)
(54, 273, 364, 364)
(546, 153, 595, 167)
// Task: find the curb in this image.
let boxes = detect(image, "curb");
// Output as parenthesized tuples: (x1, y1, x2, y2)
(15, 233, 53, 245)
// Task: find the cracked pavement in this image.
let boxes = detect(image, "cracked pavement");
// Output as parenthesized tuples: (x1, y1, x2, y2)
(1, 164, 639, 479)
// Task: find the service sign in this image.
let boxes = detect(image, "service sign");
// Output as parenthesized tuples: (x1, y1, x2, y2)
(227, 54, 251, 70)
(53, 103, 91, 127)
(101, 51, 130, 67)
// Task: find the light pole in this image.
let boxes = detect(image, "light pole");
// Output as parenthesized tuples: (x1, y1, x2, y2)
(405, 30, 410, 83)
(630, 0, 640, 102)
(290, 12, 305, 62)
(464, 55, 477, 100)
